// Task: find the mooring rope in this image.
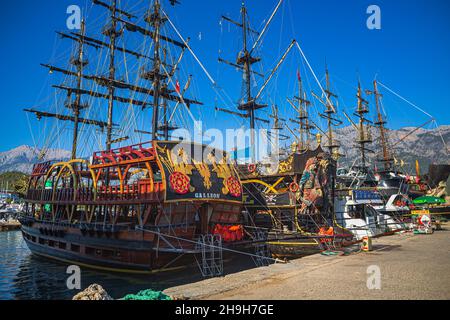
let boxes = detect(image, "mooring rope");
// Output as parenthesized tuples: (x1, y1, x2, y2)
(135, 226, 285, 264)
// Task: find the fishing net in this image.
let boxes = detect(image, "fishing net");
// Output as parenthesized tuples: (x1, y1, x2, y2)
(121, 289, 172, 301)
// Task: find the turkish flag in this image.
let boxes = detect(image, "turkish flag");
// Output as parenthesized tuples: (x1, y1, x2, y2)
(175, 80, 181, 94)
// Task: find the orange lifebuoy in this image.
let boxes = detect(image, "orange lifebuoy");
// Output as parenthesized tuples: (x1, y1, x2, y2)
(289, 182, 299, 193)
(248, 163, 257, 173)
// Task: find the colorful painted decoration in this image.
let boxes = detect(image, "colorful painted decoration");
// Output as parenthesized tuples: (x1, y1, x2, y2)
(169, 171, 191, 195)
(226, 176, 242, 197)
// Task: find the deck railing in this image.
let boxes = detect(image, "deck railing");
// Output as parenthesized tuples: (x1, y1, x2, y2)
(25, 182, 164, 203)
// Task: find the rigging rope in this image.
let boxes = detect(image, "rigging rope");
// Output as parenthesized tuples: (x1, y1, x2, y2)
(377, 81, 434, 119)
(136, 226, 284, 264)
(163, 9, 215, 86)
(295, 42, 336, 114)
(378, 81, 448, 154)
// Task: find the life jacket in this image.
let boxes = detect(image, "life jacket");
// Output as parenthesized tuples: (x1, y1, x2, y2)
(212, 224, 244, 242)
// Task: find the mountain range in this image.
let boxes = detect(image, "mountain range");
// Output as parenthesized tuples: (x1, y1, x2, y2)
(0, 125, 448, 174)
(0, 145, 70, 174)
(333, 125, 450, 173)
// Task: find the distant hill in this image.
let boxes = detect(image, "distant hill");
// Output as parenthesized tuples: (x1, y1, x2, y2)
(0, 145, 71, 174)
(0, 125, 448, 174)
(333, 125, 450, 173)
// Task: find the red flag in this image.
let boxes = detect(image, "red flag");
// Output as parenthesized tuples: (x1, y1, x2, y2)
(175, 80, 181, 94)
(297, 69, 301, 82)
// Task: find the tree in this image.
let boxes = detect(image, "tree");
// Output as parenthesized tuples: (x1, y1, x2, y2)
(0, 171, 29, 198)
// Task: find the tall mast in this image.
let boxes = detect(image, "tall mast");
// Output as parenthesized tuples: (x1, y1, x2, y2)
(160, 48, 168, 140)
(288, 69, 313, 152)
(355, 81, 372, 170)
(150, 0, 162, 141)
(218, 1, 294, 162)
(26, 0, 203, 154)
(297, 71, 312, 151)
(117, 0, 202, 141)
(70, 20, 87, 159)
(241, 4, 259, 161)
(324, 68, 340, 155)
(367, 80, 393, 171)
(105, 0, 119, 151)
(312, 67, 342, 157)
(269, 105, 289, 153)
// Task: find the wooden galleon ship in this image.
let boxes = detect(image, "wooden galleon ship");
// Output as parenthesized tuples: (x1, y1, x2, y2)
(20, 0, 244, 273)
(216, 1, 352, 257)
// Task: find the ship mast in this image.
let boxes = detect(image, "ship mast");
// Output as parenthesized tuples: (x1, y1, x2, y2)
(288, 69, 313, 152)
(268, 105, 289, 153)
(235, 3, 265, 162)
(217, 1, 294, 162)
(149, 0, 162, 141)
(312, 67, 342, 157)
(26, 0, 203, 156)
(366, 80, 393, 171)
(136, 0, 197, 140)
(70, 20, 87, 159)
(25, 16, 117, 159)
(104, 0, 119, 151)
(354, 81, 373, 170)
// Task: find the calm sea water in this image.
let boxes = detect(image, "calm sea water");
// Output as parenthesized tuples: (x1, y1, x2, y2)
(0, 231, 203, 300)
(0, 230, 255, 300)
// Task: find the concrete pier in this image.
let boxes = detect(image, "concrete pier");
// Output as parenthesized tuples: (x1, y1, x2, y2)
(164, 225, 450, 300)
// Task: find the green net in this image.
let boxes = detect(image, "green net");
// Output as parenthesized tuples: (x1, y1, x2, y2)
(321, 251, 340, 256)
(121, 289, 172, 301)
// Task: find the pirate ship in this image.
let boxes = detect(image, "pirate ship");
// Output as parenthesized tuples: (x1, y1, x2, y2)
(216, 1, 353, 257)
(20, 0, 245, 274)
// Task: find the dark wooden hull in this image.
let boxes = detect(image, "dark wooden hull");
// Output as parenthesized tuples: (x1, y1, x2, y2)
(20, 222, 196, 274)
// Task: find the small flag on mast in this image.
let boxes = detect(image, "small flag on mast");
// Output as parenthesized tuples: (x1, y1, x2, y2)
(297, 69, 301, 82)
(175, 80, 181, 94)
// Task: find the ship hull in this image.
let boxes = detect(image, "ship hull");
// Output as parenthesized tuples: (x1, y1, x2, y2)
(20, 222, 196, 274)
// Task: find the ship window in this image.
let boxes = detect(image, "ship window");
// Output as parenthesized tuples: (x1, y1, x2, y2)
(59, 242, 67, 250)
(32, 236, 36, 242)
(38, 238, 45, 245)
(364, 206, 377, 218)
(85, 247, 95, 255)
(48, 240, 55, 247)
(102, 250, 114, 257)
(348, 205, 365, 220)
(71, 244, 80, 252)
(151, 164, 162, 182)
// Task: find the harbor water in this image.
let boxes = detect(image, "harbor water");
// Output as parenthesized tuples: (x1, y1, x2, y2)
(0, 230, 256, 300)
(0, 230, 194, 300)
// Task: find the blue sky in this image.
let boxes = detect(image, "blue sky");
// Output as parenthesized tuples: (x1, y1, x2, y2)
(1, 0, 449, 153)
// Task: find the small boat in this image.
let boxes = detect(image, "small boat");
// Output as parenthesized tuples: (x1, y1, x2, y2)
(335, 189, 405, 240)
